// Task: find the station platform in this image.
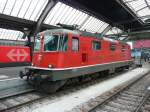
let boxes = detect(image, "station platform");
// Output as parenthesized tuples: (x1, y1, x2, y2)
(0, 66, 27, 80)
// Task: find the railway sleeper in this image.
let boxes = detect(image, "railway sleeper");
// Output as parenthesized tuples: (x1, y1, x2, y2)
(143, 104, 150, 111)
(117, 96, 142, 103)
(120, 92, 143, 99)
(107, 101, 136, 111)
(102, 105, 127, 112)
(113, 98, 139, 106)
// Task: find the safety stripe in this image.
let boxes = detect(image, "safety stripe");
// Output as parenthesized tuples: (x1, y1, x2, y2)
(28, 60, 133, 71)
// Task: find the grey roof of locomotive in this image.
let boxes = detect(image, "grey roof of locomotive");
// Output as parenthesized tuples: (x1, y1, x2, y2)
(41, 28, 127, 45)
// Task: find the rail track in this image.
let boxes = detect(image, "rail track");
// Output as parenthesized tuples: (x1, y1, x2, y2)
(134, 87, 150, 112)
(0, 91, 48, 112)
(89, 72, 150, 112)
(0, 68, 132, 112)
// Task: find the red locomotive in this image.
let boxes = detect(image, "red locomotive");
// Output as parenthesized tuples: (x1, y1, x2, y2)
(0, 40, 31, 67)
(20, 25, 133, 92)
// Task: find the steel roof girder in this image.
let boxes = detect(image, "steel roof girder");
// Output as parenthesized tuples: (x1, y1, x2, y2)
(145, 0, 150, 10)
(34, 0, 57, 36)
(116, 0, 144, 25)
(101, 25, 112, 35)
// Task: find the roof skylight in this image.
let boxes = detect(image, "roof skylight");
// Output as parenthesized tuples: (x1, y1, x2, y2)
(0, 0, 48, 21)
(0, 28, 26, 41)
(44, 2, 109, 33)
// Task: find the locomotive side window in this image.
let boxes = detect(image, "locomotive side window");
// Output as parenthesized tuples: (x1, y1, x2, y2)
(109, 43, 116, 51)
(72, 38, 79, 51)
(92, 41, 101, 50)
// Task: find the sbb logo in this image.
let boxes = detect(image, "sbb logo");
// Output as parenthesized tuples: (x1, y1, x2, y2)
(7, 49, 28, 62)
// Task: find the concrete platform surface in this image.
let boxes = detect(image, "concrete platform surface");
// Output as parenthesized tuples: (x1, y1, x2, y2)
(0, 66, 27, 80)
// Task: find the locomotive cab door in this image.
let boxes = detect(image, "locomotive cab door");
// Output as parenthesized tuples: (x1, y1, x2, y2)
(70, 36, 81, 67)
(69, 34, 89, 67)
(80, 39, 88, 64)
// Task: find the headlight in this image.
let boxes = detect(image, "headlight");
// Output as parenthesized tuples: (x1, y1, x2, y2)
(48, 65, 52, 68)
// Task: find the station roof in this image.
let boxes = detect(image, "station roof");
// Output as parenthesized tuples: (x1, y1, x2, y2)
(122, 0, 150, 23)
(0, 28, 24, 41)
(0, 0, 48, 21)
(0, 0, 149, 41)
(0, 0, 111, 40)
(44, 2, 109, 33)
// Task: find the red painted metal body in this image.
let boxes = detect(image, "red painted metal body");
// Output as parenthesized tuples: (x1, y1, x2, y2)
(32, 32, 131, 69)
(0, 45, 30, 64)
(134, 39, 150, 49)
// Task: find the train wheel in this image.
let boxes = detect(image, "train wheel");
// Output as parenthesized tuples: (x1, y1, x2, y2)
(39, 80, 67, 93)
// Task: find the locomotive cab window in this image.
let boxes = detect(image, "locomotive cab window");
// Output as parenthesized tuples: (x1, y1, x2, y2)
(34, 33, 68, 52)
(92, 41, 101, 50)
(109, 43, 116, 51)
(72, 37, 79, 51)
(44, 35, 59, 51)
